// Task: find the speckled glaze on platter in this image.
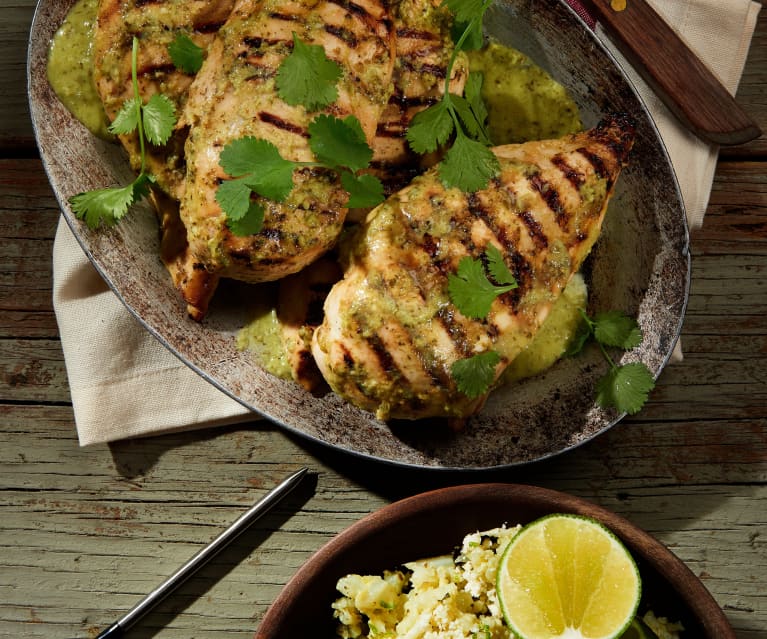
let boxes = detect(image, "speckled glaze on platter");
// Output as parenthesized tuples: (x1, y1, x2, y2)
(28, 0, 689, 470)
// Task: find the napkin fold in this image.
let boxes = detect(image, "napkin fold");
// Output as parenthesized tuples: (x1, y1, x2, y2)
(53, 0, 761, 446)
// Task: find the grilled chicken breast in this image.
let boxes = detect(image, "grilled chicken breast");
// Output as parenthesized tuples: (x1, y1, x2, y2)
(93, 0, 235, 200)
(365, 0, 468, 201)
(276, 0, 466, 385)
(176, 0, 396, 319)
(311, 116, 635, 420)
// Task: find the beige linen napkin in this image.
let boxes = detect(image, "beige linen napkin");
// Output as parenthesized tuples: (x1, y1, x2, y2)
(52, 0, 761, 446)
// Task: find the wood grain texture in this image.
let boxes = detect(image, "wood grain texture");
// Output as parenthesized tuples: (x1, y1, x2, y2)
(0, 2, 765, 639)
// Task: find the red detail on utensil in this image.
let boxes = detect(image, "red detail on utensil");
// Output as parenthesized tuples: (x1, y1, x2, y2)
(566, 0, 596, 29)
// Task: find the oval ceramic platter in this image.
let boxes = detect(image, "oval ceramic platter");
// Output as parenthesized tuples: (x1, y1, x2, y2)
(28, 0, 689, 470)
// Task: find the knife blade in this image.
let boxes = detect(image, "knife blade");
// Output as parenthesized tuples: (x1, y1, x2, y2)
(579, 0, 761, 146)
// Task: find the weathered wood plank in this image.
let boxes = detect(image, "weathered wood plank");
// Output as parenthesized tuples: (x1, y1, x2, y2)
(0, 1, 38, 151)
(722, 9, 767, 159)
(0, 340, 69, 402)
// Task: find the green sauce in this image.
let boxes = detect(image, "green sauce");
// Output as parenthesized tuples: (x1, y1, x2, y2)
(468, 42, 582, 144)
(236, 286, 292, 380)
(47, 0, 112, 140)
(504, 274, 587, 382)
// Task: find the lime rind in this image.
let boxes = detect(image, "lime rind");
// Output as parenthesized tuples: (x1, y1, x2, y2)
(496, 513, 642, 639)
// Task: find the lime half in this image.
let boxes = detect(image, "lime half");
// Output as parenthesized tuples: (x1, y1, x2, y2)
(497, 514, 641, 639)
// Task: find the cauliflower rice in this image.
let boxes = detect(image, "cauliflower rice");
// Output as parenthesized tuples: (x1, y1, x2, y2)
(332, 526, 684, 639)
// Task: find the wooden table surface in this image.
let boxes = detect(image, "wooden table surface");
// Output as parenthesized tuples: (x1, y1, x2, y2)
(2, 2, 765, 638)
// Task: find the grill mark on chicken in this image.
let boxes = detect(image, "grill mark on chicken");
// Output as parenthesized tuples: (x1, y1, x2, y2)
(396, 26, 440, 40)
(577, 146, 608, 181)
(518, 210, 548, 250)
(258, 111, 309, 137)
(367, 334, 402, 377)
(325, 24, 359, 46)
(399, 59, 447, 78)
(435, 306, 473, 357)
(529, 172, 568, 229)
(268, 11, 300, 22)
(330, 0, 377, 21)
(196, 20, 227, 34)
(551, 154, 585, 189)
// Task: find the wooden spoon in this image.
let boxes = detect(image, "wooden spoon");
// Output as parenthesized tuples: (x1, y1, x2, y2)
(580, 0, 762, 146)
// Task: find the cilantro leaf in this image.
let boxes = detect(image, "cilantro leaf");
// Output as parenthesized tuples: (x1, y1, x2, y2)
(108, 98, 140, 135)
(341, 171, 385, 208)
(219, 137, 285, 177)
(485, 244, 516, 286)
(276, 33, 342, 111)
(70, 184, 134, 228)
(69, 173, 152, 228)
(593, 311, 643, 349)
(443, 0, 489, 25)
(308, 115, 372, 171)
(406, 101, 454, 155)
(219, 137, 295, 202)
(596, 362, 655, 414)
(168, 33, 204, 74)
(142, 94, 176, 146)
(452, 350, 501, 398)
(227, 202, 265, 236)
(439, 134, 499, 193)
(215, 179, 253, 221)
(448, 252, 516, 319)
(464, 72, 489, 134)
(564, 317, 592, 357)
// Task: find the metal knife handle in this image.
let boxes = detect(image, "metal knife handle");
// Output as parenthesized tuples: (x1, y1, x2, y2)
(580, 0, 761, 145)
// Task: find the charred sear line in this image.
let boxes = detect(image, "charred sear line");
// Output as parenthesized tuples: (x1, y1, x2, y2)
(529, 172, 568, 229)
(551, 154, 585, 188)
(330, 0, 375, 21)
(399, 59, 446, 79)
(268, 11, 300, 22)
(388, 93, 438, 108)
(242, 35, 290, 52)
(135, 0, 162, 6)
(258, 111, 308, 137)
(436, 306, 473, 357)
(576, 146, 608, 180)
(138, 63, 177, 77)
(324, 24, 358, 46)
(517, 210, 548, 250)
(367, 334, 403, 378)
(396, 27, 440, 41)
(195, 20, 226, 34)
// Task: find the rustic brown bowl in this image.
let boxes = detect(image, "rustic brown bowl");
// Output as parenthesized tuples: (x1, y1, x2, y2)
(255, 484, 734, 638)
(28, 0, 689, 469)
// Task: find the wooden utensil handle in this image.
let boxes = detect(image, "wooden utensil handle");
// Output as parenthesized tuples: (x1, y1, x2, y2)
(580, 0, 761, 145)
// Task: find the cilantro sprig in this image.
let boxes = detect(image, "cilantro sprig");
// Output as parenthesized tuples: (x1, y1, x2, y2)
(216, 114, 384, 235)
(406, 0, 499, 192)
(69, 37, 176, 228)
(448, 244, 517, 397)
(448, 244, 517, 319)
(568, 309, 655, 414)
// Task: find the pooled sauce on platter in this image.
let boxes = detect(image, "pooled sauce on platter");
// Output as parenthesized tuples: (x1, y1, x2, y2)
(47, 0, 112, 140)
(47, 1, 589, 389)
